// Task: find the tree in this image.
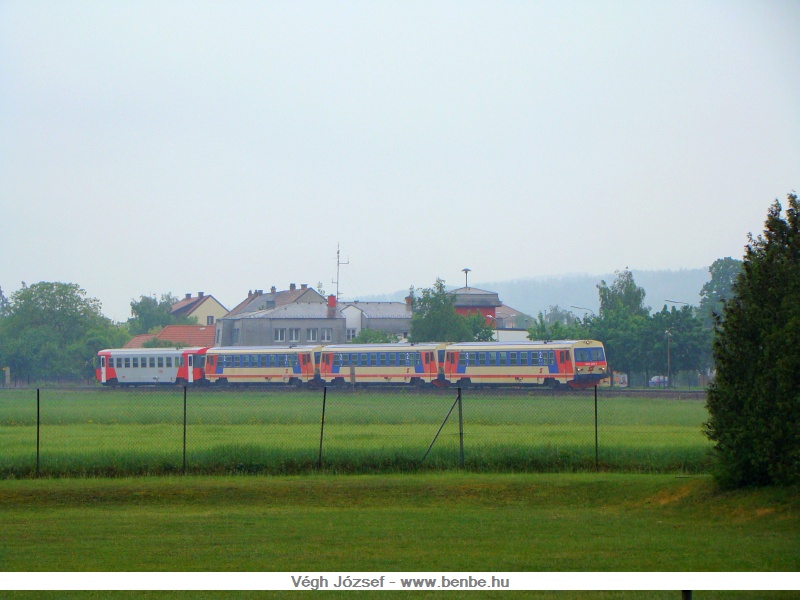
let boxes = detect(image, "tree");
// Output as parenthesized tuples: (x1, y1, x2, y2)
(409, 279, 494, 342)
(127, 293, 196, 335)
(699, 257, 743, 328)
(597, 269, 650, 318)
(350, 328, 395, 344)
(0, 282, 128, 381)
(590, 270, 651, 385)
(705, 194, 800, 487)
(0, 286, 9, 319)
(526, 306, 588, 341)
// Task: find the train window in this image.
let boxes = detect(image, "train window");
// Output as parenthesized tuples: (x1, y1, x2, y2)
(342, 354, 350, 366)
(415, 353, 422, 366)
(489, 353, 497, 366)
(499, 352, 507, 366)
(132, 357, 138, 368)
(233, 356, 241, 368)
(403, 353, 411, 366)
(549, 351, 555, 365)
(509, 352, 517, 366)
(251, 355, 258, 367)
(351, 354, 358, 365)
(290, 355, 299, 367)
(334, 354, 342, 367)
(124, 358, 130, 368)
(370, 354, 378, 366)
(389, 354, 396, 366)
(166, 357, 172, 368)
(379, 354, 387, 366)
(565, 350, 571, 362)
(458, 353, 466, 366)
(520, 352, 528, 366)
(360, 354, 367, 365)
(157, 357, 164, 368)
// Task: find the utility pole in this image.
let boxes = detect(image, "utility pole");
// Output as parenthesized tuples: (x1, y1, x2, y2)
(332, 243, 349, 302)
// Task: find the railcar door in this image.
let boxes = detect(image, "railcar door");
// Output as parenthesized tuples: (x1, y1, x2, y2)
(187, 354, 194, 384)
(100, 355, 107, 384)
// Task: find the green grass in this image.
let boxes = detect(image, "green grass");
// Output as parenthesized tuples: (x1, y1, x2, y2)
(0, 388, 712, 477)
(0, 473, 797, 574)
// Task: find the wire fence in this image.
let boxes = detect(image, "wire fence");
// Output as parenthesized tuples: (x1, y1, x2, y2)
(0, 386, 712, 478)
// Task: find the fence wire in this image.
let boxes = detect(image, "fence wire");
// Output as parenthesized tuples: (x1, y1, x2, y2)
(0, 386, 712, 478)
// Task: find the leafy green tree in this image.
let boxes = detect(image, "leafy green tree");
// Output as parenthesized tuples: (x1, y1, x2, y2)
(644, 305, 711, 383)
(699, 257, 743, 328)
(705, 194, 800, 487)
(350, 328, 395, 344)
(590, 270, 651, 385)
(0, 282, 128, 381)
(409, 279, 494, 342)
(597, 269, 650, 318)
(0, 286, 9, 319)
(526, 306, 588, 341)
(127, 293, 196, 335)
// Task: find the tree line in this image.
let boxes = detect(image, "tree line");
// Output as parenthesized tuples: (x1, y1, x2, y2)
(0, 290, 199, 383)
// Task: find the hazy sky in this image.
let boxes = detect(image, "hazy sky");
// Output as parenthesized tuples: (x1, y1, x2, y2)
(2, 1, 798, 321)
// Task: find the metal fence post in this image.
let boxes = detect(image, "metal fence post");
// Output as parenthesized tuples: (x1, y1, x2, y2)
(36, 388, 40, 478)
(594, 385, 599, 470)
(318, 387, 327, 469)
(457, 388, 464, 468)
(183, 386, 187, 475)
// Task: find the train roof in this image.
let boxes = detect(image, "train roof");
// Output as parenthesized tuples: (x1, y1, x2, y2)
(206, 345, 322, 352)
(321, 343, 444, 352)
(98, 347, 208, 354)
(445, 340, 602, 349)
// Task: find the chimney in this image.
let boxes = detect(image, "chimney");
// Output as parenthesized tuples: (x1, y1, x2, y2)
(327, 294, 337, 318)
(301, 283, 308, 290)
(185, 293, 192, 300)
(198, 292, 204, 298)
(290, 283, 296, 291)
(270, 286, 276, 294)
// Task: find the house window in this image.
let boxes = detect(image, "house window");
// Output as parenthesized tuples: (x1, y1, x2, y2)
(321, 328, 332, 342)
(274, 328, 286, 342)
(232, 328, 240, 345)
(307, 328, 318, 342)
(289, 328, 300, 343)
(346, 328, 357, 341)
(207, 316, 215, 325)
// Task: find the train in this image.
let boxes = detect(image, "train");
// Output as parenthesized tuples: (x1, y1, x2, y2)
(96, 339, 609, 389)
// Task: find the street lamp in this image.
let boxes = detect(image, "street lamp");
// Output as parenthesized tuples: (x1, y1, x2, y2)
(569, 305, 596, 318)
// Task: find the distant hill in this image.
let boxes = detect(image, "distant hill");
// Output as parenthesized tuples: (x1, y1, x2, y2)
(354, 268, 710, 318)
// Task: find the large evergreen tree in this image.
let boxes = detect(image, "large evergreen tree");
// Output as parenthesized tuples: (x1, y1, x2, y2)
(705, 193, 800, 487)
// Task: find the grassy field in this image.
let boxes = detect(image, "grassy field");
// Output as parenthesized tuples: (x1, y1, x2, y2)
(1, 387, 712, 477)
(1, 474, 798, 594)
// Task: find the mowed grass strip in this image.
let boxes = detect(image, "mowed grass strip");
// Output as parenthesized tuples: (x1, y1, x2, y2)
(0, 389, 711, 476)
(1, 474, 797, 573)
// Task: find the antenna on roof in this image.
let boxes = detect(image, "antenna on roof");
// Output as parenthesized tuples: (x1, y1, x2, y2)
(462, 268, 471, 289)
(333, 243, 349, 302)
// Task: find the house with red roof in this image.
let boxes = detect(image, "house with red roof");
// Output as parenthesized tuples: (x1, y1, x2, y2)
(171, 292, 228, 326)
(123, 325, 217, 349)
